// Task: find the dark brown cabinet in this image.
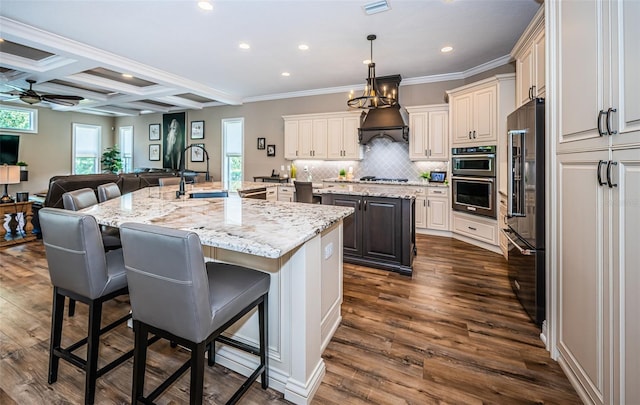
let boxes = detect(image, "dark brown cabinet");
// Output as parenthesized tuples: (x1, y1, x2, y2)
(323, 194, 415, 275)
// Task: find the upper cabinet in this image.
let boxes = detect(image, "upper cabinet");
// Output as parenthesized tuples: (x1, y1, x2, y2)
(447, 74, 515, 147)
(284, 112, 362, 160)
(407, 104, 449, 161)
(512, 7, 545, 108)
(554, 0, 640, 153)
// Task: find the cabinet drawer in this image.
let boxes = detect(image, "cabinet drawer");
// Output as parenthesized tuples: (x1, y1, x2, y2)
(453, 214, 497, 245)
(279, 187, 294, 194)
(427, 187, 448, 197)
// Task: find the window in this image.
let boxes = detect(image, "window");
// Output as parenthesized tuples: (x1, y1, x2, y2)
(72, 123, 101, 174)
(221, 118, 244, 192)
(119, 126, 134, 173)
(0, 105, 38, 133)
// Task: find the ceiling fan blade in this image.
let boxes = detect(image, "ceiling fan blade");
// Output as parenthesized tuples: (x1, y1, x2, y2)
(41, 94, 84, 101)
(41, 96, 76, 107)
(1, 90, 24, 96)
(4, 83, 27, 92)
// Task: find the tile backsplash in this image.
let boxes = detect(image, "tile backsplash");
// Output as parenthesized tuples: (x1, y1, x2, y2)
(290, 137, 448, 181)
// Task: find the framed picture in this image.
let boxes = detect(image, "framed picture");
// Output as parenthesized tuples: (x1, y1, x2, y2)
(267, 144, 276, 157)
(191, 143, 205, 162)
(149, 123, 161, 141)
(191, 120, 204, 139)
(149, 144, 160, 161)
(257, 137, 266, 150)
(162, 112, 186, 170)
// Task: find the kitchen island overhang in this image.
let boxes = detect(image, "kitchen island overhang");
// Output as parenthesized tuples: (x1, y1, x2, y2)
(81, 183, 353, 405)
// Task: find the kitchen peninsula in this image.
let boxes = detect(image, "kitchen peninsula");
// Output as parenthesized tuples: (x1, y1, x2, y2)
(81, 182, 353, 405)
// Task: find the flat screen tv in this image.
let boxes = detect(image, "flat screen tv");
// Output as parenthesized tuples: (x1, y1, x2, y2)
(0, 135, 20, 165)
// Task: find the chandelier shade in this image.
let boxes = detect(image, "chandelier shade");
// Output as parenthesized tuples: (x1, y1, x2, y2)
(347, 34, 398, 109)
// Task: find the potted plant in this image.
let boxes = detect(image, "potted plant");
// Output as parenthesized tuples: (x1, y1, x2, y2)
(17, 161, 29, 181)
(339, 169, 346, 180)
(420, 171, 430, 182)
(101, 146, 123, 174)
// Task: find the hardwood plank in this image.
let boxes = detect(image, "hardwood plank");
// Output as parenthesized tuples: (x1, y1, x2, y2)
(0, 235, 580, 404)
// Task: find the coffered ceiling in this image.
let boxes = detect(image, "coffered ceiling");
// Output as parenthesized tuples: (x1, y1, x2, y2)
(0, 0, 541, 116)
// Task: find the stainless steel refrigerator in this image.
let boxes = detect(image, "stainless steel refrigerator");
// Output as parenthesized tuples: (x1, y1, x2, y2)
(503, 98, 545, 328)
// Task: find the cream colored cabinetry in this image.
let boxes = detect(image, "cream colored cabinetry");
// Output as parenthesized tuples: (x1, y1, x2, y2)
(327, 115, 361, 160)
(452, 212, 498, 246)
(426, 188, 449, 231)
(448, 74, 515, 147)
(550, 2, 640, 403)
(278, 186, 294, 202)
(283, 118, 326, 159)
(407, 105, 449, 161)
(284, 112, 361, 160)
(512, 7, 545, 108)
(554, 0, 640, 153)
(414, 188, 427, 229)
(266, 187, 277, 201)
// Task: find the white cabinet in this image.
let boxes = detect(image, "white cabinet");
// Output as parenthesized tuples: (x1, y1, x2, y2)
(266, 187, 277, 201)
(414, 187, 427, 229)
(611, 148, 640, 405)
(550, 2, 640, 403)
(452, 212, 497, 245)
(426, 187, 449, 231)
(278, 185, 294, 202)
(512, 7, 545, 108)
(284, 112, 361, 160)
(327, 115, 361, 160)
(447, 74, 515, 147)
(283, 118, 326, 159)
(554, 0, 640, 153)
(407, 105, 449, 161)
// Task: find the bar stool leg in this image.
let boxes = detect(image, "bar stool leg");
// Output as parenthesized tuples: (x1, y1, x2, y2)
(132, 321, 149, 405)
(259, 296, 269, 389)
(190, 341, 206, 405)
(48, 289, 65, 384)
(85, 300, 103, 405)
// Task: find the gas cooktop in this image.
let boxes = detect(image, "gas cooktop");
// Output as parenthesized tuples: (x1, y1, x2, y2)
(360, 176, 409, 182)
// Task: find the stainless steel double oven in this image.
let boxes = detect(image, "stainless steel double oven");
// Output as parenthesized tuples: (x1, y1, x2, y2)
(451, 145, 496, 218)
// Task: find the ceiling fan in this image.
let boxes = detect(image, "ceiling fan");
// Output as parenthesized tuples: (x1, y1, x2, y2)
(2, 79, 84, 107)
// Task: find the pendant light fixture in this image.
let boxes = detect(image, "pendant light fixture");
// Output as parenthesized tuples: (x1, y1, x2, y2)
(347, 34, 397, 109)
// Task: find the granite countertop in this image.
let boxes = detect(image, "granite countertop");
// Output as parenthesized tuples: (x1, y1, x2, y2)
(322, 178, 449, 188)
(317, 184, 417, 199)
(82, 182, 353, 259)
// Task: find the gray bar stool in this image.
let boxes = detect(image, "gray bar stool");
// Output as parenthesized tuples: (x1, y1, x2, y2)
(97, 182, 121, 202)
(39, 208, 134, 405)
(119, 223, 270, 405)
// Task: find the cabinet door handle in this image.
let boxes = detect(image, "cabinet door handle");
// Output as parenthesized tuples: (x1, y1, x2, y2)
(428, 149, 431, 157)
(597, 160, 607, 186)
(597, 110, 607, 136)
(364, 200, 367, 211)
(425, 149, 428, 156)
(468, 226, 477, 231)
(358, 199, 361, 210)
(528, 87, 532, 100)
(473, 130, 476, 139)
(606, 161, 618, 188)
(468, 131, 472, 139)
(606, 107, 617, 135)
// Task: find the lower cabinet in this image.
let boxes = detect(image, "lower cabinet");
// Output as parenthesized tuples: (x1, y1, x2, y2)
(323, 194, 415, 276)
(278, 186, 294, 202)
(452, 212, 498, 246)
(266, 187, 277, 201)
(426, 187, 449, 231)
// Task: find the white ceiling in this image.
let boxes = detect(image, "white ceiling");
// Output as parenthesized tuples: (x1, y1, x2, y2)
(0, 0, 541, 116)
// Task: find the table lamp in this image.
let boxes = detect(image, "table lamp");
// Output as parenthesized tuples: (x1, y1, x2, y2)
(0, 164, 21, 204)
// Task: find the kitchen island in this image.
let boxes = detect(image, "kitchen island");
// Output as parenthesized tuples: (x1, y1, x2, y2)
(318, 182, 416, 276)
(81, 182, 353, 405)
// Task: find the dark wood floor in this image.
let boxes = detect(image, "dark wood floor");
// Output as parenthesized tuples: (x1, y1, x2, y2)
(0, 235, 580, 404)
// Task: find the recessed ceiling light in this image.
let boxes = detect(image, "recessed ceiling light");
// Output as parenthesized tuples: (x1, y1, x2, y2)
(441, 46, 454, 53)
(122, 73, 133, 78)
(198, 1, 213, 11)
(298, 44, 309, 51)
(281, 72, 290, 77)
(239, 42, 250, 50)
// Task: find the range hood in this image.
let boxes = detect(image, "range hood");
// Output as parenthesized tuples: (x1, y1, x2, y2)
(357, 75, 409, 144)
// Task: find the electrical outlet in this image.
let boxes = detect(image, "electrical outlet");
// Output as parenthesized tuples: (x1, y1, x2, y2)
(324, 243, 333, 260)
